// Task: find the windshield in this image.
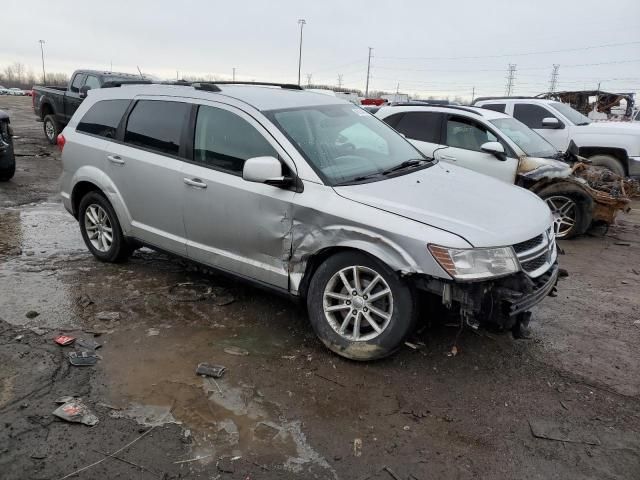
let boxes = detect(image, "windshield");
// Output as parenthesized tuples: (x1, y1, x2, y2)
(265, 104, 429, 185)
(490, 117, 558, 158)
(550, 101, 591, 126)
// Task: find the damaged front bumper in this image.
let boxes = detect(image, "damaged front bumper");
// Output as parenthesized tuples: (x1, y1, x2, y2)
(415, 262, 559, 330)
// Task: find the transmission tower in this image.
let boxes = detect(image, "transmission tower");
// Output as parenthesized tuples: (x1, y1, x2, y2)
(306, 73, 312, 87)
(337, 74, 343, 89)
(505, 64, 517, 96)
(549, 64, 560, 93)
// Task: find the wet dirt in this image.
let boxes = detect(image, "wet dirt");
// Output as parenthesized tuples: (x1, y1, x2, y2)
(1, 96, 639, 479)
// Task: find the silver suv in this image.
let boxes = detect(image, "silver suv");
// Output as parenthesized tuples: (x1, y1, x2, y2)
(60, 82, 559, 360)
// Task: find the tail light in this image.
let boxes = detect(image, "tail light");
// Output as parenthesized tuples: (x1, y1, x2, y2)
(57, 134, 66, 151)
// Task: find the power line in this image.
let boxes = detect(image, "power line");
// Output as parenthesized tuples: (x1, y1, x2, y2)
(375, 40, 640, 61)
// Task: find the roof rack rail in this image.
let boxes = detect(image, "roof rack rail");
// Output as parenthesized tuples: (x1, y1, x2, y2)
(205, 81, 303, 90)
(102, 80, 153, 88)
(472, 95, 540, 103)
(391, 102, 483, 116)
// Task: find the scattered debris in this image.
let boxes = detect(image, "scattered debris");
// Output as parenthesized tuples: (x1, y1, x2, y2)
(254, 422, 280, 441)
(146, 328, 160, 336)
(56, 396, 75, 404)
(13, 334, 24, 342)
(76, 338, 101, 350)
(96, 311, 121, 322)
(54, 335, 76, 346)
(52, 400, 99, 426)
(224, 346, 249, 356)
(168, 282, 212, 302)
(404, 341, 418, 350)
(528, 419, 600, 445)
(174, 454, 213, 464)
(91, 448, 158, 476)
(558, 268, 570, 278)
(25, 310, 39, 319)
(68, 350, 98, 366)
(217, 456, 236, 473)
(353, 438, 362, 457)
(383, 465, 402, 480)
(76, 295, 93, 308)
(560, 401, 570, 410)
(448, 345, 458, 357)
(314, 372, 346, 388)
(30, 327, 48, 336)
(614, 241, 631, 246)
(196, 363, 227, 378)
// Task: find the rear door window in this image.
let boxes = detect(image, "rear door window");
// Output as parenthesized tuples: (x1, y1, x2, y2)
(77, 99, 130, 139)
(124, 100, 191, 156)
(194, 105, 278, 174)
(393, 112, 443, 143)
(480, 103, 506, 113)
(513, 104, 556, 129)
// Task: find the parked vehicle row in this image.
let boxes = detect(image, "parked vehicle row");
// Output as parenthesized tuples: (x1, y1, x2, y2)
(32, 69, 149, 144)
(0, 86, 29, 96)
(59, 82, 558, 360)
(375, 103, 630, 238)
(473, 97, 640, 177)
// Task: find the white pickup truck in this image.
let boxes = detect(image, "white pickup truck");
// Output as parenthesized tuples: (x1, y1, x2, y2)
(473, 97, 640, 177)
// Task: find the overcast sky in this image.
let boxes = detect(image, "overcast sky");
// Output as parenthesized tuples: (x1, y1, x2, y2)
(2, 0, 639, 100)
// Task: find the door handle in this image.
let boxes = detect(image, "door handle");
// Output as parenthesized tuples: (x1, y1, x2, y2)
(183, 178, 207, 189)
(107, 155, 125, 165)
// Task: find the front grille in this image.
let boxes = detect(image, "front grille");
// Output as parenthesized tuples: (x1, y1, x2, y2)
(513, 234, 543, 254)
(512, 232, 555, 277)
(521, 254, 548, 272)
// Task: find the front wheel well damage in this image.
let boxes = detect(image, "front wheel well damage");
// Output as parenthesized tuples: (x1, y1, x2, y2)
(296, 246, 406, 300)
(71, 181, 103, 218)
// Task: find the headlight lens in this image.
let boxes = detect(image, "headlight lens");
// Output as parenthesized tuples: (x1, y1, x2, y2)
(428, 244, 520, 280)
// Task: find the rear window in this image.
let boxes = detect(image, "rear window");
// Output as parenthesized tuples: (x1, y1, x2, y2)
(124, 100, 191, 156)
(393, 112, 443, 144)
(77, 99, 130, 139)
(480, 103, 506, 113)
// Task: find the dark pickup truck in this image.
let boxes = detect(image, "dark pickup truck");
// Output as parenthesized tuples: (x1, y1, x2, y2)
(32, 70, 147, 144)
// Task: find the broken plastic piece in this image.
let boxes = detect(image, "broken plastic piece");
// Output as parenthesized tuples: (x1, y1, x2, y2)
(52, 400, 99, 426)
(76, 338, 101, 350)
(68, 350, 98, 366)
(54, 335, 76, 346)
(223, 346, 249, 356)
(195, 363, 227, 378)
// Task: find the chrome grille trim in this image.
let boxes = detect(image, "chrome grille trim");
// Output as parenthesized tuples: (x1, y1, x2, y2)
(513, 229, 556, 278)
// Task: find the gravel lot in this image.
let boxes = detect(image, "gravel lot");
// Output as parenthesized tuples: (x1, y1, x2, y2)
(1, 95, 639, 480)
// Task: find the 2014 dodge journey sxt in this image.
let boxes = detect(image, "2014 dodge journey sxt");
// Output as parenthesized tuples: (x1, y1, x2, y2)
(59, 81, 559, 360)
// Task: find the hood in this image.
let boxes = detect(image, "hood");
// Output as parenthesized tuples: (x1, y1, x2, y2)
(580, 121, 640, 135)
(518, 156, 572, 180)
(334, 162, 552, 248)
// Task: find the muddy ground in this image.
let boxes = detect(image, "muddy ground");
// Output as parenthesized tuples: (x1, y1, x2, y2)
(1, 95, 639, 480)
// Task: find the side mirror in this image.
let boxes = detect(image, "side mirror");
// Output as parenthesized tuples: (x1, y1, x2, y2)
(541, 117, 561, 129)
(480, 141, 506, 161)
(79, 85, 91, 99)
(243, 156, 288, 186)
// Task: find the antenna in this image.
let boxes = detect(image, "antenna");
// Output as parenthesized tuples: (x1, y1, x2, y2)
(136, 66, 144, 79)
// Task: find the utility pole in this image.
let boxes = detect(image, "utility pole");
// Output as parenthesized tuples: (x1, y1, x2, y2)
(337, 74, 343, 89)
(365, 47, 373, 97)
(38, 40, 46, 84)
(232, 68, 236, 82)
(396, 82, 400, 94)
(176, 71, 179, 81)
(297, 19, 306, 86)
(549, 64, 560, 93)
(471, 86, 475, 104)
(505, 64, 516, 96)
(306, 73, 312, 87)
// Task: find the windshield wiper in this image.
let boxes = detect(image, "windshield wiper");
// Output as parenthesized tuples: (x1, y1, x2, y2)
(334, 172, 384, 186)
(381, 158, 429, 175)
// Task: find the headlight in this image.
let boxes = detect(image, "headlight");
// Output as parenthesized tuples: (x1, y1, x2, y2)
(428, 244, 520, 280)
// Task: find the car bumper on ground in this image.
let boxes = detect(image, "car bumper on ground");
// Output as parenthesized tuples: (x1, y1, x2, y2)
(415, 262, 559, 329)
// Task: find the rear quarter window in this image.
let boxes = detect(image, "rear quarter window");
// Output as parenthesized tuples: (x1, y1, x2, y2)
(480, 103, 506, 113)
(77, 99, 130, 139)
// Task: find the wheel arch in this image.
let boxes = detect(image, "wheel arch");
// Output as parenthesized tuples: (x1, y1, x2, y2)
(40, 102, 54, 120)
(578, 146, 628, 174)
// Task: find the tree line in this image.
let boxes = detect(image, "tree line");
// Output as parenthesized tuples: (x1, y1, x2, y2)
(0, 62, 69, 89)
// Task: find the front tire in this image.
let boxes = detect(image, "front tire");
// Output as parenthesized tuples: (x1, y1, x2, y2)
(307, 251, 416, 361)
(538, 187, 591, 239)
(43, 114, 59, 145)
(78, 191, 132, 262)
(588, 154, 626, 177)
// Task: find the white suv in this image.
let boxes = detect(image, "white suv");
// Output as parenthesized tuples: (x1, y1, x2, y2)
(59, 82, 558, 360)
(473, 97, 640, 177)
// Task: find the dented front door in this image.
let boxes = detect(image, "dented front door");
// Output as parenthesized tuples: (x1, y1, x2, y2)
(182, 102, 295, 289)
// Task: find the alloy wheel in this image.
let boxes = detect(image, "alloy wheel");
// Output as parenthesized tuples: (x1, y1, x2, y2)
(545, 195, 577, 238)
(45, 120, 55, 141)
(84, 204, 113, 252)
(322, 265, 393, 342)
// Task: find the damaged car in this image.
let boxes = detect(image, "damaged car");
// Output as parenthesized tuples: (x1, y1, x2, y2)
(0, 109, 16, 181)
(59, 82, 558, 361)
(376, 104, 631, 238)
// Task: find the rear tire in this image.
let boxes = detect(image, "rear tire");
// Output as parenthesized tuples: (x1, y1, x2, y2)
(588, 154, 626, 177)
(43, 114, 59, 145)
(78, 191, 132, 262)
(307, 251, 416, 361)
